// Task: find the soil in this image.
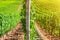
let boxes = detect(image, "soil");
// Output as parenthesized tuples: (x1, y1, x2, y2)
(35, 21, 60, 40)
(0, 22, 24, 40)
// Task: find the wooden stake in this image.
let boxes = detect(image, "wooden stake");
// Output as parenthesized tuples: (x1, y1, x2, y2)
(26, 0, 30, 40)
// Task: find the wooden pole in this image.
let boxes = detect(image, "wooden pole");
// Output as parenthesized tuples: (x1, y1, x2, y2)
(26, 0, 30, 40)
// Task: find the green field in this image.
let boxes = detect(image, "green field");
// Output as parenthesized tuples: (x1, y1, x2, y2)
(31, 0, 60, 38)
(0, 0, 24, 35)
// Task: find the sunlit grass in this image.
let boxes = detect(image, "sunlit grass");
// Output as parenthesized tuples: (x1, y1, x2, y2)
(31, 0, 60, 37)
(0, 0, 23, 35)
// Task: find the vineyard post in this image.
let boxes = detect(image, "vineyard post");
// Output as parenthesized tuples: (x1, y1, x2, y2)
(26, 0, 30, 40)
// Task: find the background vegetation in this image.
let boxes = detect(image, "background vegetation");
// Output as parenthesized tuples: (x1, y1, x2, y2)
(31, 0, 60, 37)
(30, 1, 43, 40)
(0, 0, 24, 36)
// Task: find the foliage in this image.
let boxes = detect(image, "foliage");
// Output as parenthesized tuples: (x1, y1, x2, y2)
(30, 2, 43, 40)
(0, 0, 24, 36)
(20, 1, 26, 40)
(31, 0, 60, 37)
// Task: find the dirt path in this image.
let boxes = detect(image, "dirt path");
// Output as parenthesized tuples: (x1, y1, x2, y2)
(0, 22, 24, 40)
(35, 21, 60, 40)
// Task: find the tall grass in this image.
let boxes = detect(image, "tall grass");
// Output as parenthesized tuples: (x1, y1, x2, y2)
(0, 0, 24, 36)
(31, 0, 60, 37)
